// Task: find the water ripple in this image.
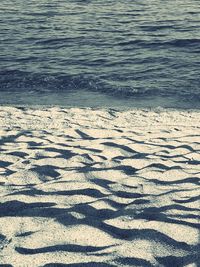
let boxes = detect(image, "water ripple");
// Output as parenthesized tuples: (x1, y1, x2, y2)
(0, 0, 200, 107)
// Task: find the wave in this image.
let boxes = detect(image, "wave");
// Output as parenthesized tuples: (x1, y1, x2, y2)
(117, 38, 200, 48)
(1, 70, 200, 107)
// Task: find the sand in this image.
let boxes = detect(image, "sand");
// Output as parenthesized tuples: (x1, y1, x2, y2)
(0, 106, 199, 267)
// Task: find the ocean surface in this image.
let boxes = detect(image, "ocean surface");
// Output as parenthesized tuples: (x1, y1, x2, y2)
(0, 0, 200, 108)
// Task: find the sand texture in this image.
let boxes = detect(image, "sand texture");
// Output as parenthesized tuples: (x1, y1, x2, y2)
(0, 106, 199, 267)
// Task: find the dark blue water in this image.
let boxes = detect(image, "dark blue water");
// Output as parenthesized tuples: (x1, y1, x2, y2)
(0, 0, 200, 108)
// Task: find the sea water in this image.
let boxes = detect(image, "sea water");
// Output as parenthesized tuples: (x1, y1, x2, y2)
(0, 0, 200, 108)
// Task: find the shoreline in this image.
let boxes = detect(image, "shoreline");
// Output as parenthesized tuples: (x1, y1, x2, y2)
(1, 103, 200, 112)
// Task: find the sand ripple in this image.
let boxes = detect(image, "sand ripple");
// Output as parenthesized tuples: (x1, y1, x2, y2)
(0, 107, 199, 266)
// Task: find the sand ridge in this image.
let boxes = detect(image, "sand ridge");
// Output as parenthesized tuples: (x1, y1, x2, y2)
(0, 106, 200, 266)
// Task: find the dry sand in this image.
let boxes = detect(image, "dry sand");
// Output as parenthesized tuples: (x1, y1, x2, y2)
(0, 106, 199, 267)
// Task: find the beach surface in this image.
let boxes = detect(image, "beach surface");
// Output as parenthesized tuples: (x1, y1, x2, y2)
(0, 106, 199, 266)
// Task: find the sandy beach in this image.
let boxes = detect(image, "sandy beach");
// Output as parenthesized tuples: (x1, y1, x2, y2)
(0, 106, 199, 267)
